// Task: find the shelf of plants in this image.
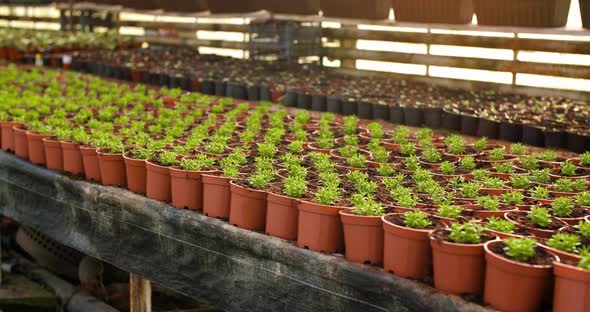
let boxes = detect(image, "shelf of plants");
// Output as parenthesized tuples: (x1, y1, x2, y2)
(0, 63, 589, 312)
(32, 45, 590, 153)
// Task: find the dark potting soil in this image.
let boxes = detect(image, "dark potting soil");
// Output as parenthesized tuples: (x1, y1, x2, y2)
(490, 242, 555, 266)
(385, 214, 443, 230)
(508, 213, 564, 231)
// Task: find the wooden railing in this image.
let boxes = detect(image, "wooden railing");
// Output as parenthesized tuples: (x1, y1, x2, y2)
(1, 4, 589, 100)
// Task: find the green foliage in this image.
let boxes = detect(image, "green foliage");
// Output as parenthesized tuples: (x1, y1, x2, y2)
(473, 137, 488, 151)
(493, 161, 514, 174)
(520, 154, 539, 170)
(554, 178, 586, 193)
(488, 148, 505, 161)
(129, 148, 154, 160)
(403, 209, 432, 229)
(347, 154, 367, 168)
(423, 148, 441, 163)
(399, 142, 415, 156)
(509, 143, 528, 155)
(445, 135, 466, 155)
(547, 233, 581, 254)
(561, 161, 578, 176)
(283, 175, 307, 198)
(343, 115, 359, 135)
(248, 171, 275, 189)
(461, 182, 482, 198)
(158, 151, 179, 166)
(477, 196, 500, 211)
(314, 186, 341, 206)
(288, 140, 304, 154)
(502, 191, 524, 205)
(460, 156, 476, 170)
(531, 186, 550, 199)
(471, 169, 489, 181)
(448, 222, 484, 244)
(580, 151, 590, 167)
(439, 161, 456, 175)
(366, 122, 385, 139)
(378, 164, 396, 177)
(257, 142, 277, 159)
(404, 155, 421, 171)
(537, 150, 558, 162)
(577, 192, 590, 207)
(551, 197, 573, 217)
(510, 175, 530, 190)
(578, 248, 590, 270)
(483, 176, 507, 189)
(382, 174, 406, 191)
(437, 204, 462, 219)
(485, 217, 515, 234)
(350, 194, 384, 216)
(529, 207, 551, 228)
(504, 238, 537, 262)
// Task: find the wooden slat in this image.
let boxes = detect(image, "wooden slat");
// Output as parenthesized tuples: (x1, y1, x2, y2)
(130, 273, 151, 312)
(324, 47, 590, 79)
(323, 28, 590, 55)
(0, 15, 57, 23)
(140, 35, 248, 50)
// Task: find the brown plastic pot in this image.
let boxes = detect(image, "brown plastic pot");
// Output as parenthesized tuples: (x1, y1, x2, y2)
(123, 152, 147, 194)
(202, 174, 233, 218)
(13, 126, 28, 160)
(80, 146, 101, 182)
(1, 121, 24, 152)
(97, 149, 127, 187)
(229, 181, 267, 231)
(145, 159, 171, 201)
(483, 240, 557, 312)
(582, 0, 590, 29)
(474, 0, 570, 27)
(382, 213, 435, 279)
(553, 260, 590, 312)
(169, 167, 215, 210)
(42, 138, 63, 171)
(61, 141, 84, 176)
(26, 131, 51, 165)
(392, 0, 473, 24)
(266, 192, 299, 241)
(340, 210, 384, 264)
(429, 230, 491, 295)
(321, 0, 390, 19)
(297, 200, 349, 253)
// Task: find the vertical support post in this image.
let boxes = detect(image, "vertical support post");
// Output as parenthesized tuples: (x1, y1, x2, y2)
(130, 273, 151, 312)
(340, 24, 356, 69)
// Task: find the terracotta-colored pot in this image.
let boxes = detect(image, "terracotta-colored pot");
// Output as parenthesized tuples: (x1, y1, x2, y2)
(97, 149, 127, 186)
(505, 211, 568, 238)
(471, 206, 519, 221)
(429, 231, 490, 295)
(145, 159, 171, 201)
(484, 240, 557, 312)
(42, 138, 63, 171)
(26, 131, 51, 165)
(0, 121, 23, 152)
(297, 200, 349, 253)
(266, 192, 300, 241)
(340, 210, 384, 264)
(382, 213, 435, 279)
(13, 126, 28, 160)
(202, 174, 233, 218)
(553, 260, 590, 312)
(229, 181, 267, 231)
(169, 167, 215, 210)
(80, 146, 101, 182)
(123, 152, 147, 194)
(61, 141, 84, 175)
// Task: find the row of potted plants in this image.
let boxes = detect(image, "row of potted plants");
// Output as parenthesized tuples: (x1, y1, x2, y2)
(1, 64, 590, 311)
(53, 46, 590, 153)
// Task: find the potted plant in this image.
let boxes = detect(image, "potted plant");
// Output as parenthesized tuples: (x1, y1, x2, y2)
(506, 206, 569, 238)
(266, 169, 308, 241)
(146, 151, 179, 201)
(58, 127, 88, 176)
(429, 222, 496, 295)
(340, 194, 386, 264)
(42, 135, 64, 171)
(25, 123, 53, 166)
(550, 197, 588, 225)
(484, 216, 531, 239)
(483, 238, 557, 312)
(123, 147, 153, 194)
(96, 138, 127, 187)
(170, 155, 217, 210)
(382, 209, 442, 279)
(202, 151, 246, 219)
(553, 248, 590, 312)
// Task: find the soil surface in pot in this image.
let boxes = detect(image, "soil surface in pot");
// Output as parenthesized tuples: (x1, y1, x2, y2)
(490, 242, 554, 265)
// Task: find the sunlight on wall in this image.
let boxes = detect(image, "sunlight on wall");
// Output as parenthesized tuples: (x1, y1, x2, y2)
(357, 60, 426, 75)
(430, 67, 513, 84)
(358, 24, 427, 33)
(518, 51, 590, 66)
(196, 31, 244, 42)
(323, 57, 341, 67)
(517, 74, 590, 92)
(120, 26, 145, 36)
(430, 45, 514, 60)
(430, 28, 514, 38)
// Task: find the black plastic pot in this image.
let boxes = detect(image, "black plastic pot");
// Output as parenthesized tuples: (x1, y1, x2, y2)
(141, 71, 151, 84)
(372, 104, 389, 121)
(566, 131, 590, 153)
(42, 55, 52, 66)
(260, 85, 272, 102)
(284, 90, 298, 107)
(423, 107, 442, 129)
(441, 109, 461, 131)
(149, 73, 160, 85)
(522, 125, 545, 147)
(159, 73, 170, 87)
(498, 121, 522, 143)
(311, 94, 327, 112)
(326, 96, 342, 113)
(544, 128, 565, 149)
(477, 119, 499, 139)
(201, 80, 215, 94)
(215, 81, 226, 96)
(404, 106, 424, 127)
(22, 55, 35, 65)
(342, 99, 358, 116)
(357, 101, 373, 119)
(297, 93, 312, 110)
(247, 85, 260, 101)
(389, 106, 405, 125)
(460, 114, 479, 136)
(230, 83, 247, 100)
